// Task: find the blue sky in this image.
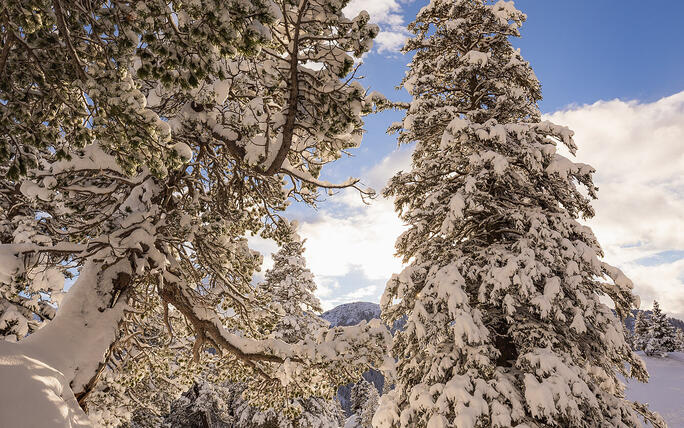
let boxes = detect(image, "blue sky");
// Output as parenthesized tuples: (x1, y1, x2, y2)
(315, 0, 684, 184)
(253, 1, 684, 317)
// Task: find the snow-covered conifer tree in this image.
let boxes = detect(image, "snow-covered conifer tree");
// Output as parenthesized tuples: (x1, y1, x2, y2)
(633, 311, 652, 352)
(377, 1, 662, 426)
(349, 379, 380, 428)
(225, 225, 346, 424)
(0, 0, 390, 423)
(261, 224, 329, 344)
(645, 301, 678, 357)
(1, 0, 278, 178)
(166, 380, 346, 428)
(675, 328, 684, 352)
(0, 182, 63, 342)
(84, 296, 201, 426)
(164, 229, 347, 427)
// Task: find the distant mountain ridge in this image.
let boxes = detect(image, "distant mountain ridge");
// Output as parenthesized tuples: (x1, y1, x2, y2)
(321, 302, 381, 327)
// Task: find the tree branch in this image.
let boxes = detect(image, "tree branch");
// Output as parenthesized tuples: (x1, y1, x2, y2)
(52, 0, 88, 82)
(265, 0, 309, 175)
(0, 29, 13, 78)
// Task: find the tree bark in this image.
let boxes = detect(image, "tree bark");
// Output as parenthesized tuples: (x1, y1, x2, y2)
(265, 0, 308, 175)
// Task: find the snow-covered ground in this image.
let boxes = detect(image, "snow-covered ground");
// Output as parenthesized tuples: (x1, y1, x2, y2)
(624, 352, 684, 427)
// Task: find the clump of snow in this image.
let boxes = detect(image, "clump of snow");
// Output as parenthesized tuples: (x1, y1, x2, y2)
(0, 246, 22, 284)
(0, 344, 93, 427)
(172, 142, 193, 161)
(461, 50, 491, 67)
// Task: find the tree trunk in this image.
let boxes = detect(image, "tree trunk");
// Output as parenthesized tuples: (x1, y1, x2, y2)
(18, 260, 131, 397)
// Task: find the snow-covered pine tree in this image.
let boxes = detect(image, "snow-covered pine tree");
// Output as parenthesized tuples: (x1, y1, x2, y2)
(349, 379, 380, 428)
(377, 1, 662, 427)
(1, 0, 281, 351)
(633, 311, 652, 352)
(675, 328, 684, 352)
(1, 0, 277, 179)
(645, 300, 678, 357)
(165, 380, 346, 428)
(0, 179, 64, 342)
(84, 296, 202, 426)
(624, 330, 635, 352)
(0, 0, 390, 423)
(164, 381, 241, 428)
(231, 224, 348, 422)
(165, 228, 347, 427)
(261, 224, 329, 345)
(351, 379, 374, 414)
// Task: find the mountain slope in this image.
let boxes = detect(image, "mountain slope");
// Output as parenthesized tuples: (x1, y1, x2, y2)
(321, 302, 381, 327)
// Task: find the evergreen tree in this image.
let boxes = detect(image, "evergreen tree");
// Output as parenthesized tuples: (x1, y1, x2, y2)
(350, 379, 380, 428)
(166, 380, 346, 428)
(1, 0, 278, 178)
(178, 227, 349, 428)
(645, 301, 678, 357)
(633, 311, 651, 351)
(675, 329, 684, 352)
(376, 1, 662, 427)
(85, 296, 202, 426)
(261, 224, 329, 345)
(239, 225, 345, 422)
(624, 329, 635, 352)
(0, 0, 390, 424)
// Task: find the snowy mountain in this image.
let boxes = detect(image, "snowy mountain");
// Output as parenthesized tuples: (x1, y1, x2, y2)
(321, 302, 381, 327)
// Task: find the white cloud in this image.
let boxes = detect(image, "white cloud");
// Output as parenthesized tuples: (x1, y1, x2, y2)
(344, 0, 405, 27)
(373, 31, 409, 54)
(299, 148, 411, 280)
(300, 198, 403, 279)
(316, 279, 337, 298)
(546, 91, 684, 316)
(619, 258, 684, 320)
(345, 284, 381, 300)
(344, 0, 411, 54)
(297, 149, 411, 308)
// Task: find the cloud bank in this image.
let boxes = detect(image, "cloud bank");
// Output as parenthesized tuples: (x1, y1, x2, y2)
(546, 91, 684, 318)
